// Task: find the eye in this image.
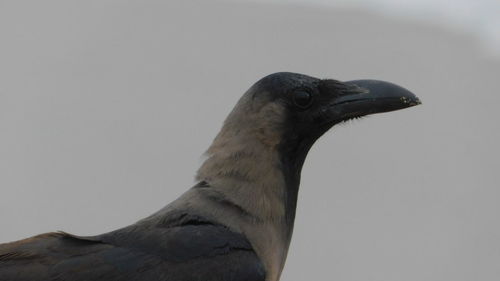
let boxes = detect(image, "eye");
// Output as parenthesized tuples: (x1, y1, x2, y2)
(293, 91, 313, 108)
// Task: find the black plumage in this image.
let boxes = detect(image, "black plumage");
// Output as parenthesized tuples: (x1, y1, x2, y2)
(0, 212, 265, 281)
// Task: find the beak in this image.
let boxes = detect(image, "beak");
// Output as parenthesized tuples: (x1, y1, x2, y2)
(329, 79, 421, 122)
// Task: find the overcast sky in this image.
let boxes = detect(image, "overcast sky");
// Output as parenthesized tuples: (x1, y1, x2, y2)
(237, 0, 500, 57)
(1, 1, 499, 281)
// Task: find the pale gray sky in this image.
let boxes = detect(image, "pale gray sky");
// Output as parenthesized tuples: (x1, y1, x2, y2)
(1, 1, 499, 281)
(237, 0, 500, 57)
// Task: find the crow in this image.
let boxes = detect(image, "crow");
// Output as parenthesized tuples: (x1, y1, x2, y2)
(0, 72, 420, 281)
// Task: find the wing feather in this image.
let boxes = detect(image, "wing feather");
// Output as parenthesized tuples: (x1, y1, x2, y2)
(0, 214, 265, 281)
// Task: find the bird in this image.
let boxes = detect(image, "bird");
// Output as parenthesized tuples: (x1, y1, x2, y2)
(0, 72, 420, 281)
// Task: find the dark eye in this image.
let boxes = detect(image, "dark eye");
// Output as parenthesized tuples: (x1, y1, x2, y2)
(293, 91, 313, 108)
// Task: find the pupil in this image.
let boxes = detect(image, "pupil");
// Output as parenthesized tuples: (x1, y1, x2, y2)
(295, 91, 311, 107)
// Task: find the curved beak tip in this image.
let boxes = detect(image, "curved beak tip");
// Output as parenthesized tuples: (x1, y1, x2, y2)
(335, 79, 421, 118)
(400, 95, 422, 107)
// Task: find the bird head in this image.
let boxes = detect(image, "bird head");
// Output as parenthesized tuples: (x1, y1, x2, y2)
(211, 72, 420, 162)
(197, 72, 420, 221)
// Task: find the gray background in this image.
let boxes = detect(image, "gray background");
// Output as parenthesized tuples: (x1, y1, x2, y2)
(1, 1, 499, 281)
